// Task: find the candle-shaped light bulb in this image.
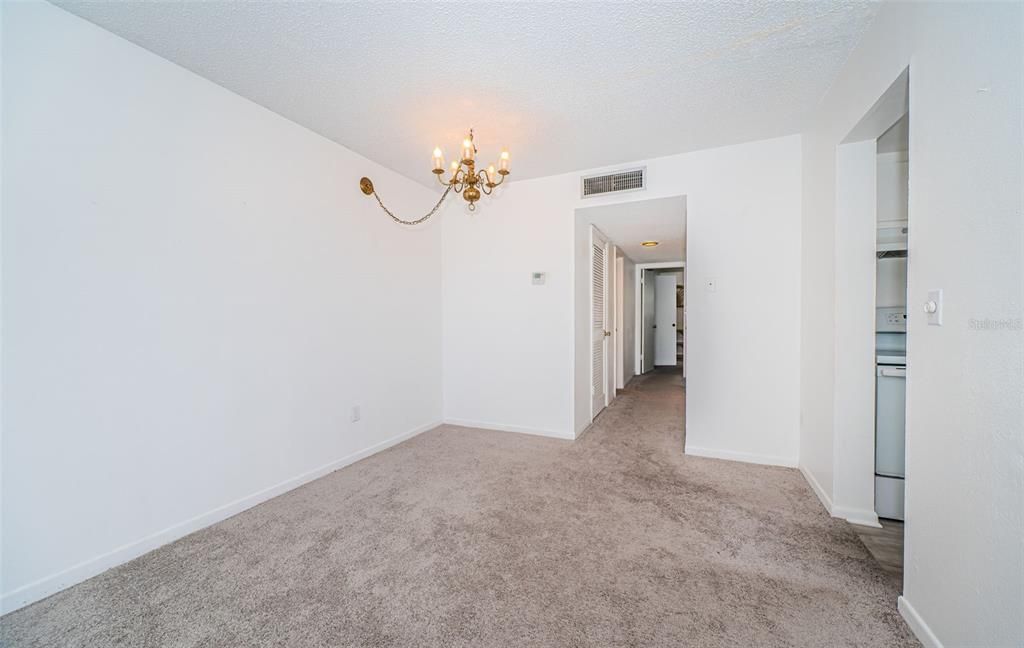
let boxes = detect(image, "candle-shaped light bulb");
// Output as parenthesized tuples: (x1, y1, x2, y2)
(432, 146, 444, 171)
(487, 164, 497, 184)
(450, 160, 460, 174)
(462, 138, 474, 162)
(499, 149, 510, 172)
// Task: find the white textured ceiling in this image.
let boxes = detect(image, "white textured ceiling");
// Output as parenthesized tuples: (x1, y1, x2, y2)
(580, 196, 686, 264)
(55, 1, 879, 187)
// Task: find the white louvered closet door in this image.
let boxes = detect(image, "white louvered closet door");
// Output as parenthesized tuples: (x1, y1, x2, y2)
(591, 227, 609, 420)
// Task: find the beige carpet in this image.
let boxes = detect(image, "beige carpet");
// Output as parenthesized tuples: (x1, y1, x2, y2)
(1, 369, 918, 647)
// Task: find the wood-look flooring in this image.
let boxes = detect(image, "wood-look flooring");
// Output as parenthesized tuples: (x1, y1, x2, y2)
(852, 518, 905, 576)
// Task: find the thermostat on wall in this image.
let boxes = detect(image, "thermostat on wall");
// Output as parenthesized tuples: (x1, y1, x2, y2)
(532, 272, 546, 285)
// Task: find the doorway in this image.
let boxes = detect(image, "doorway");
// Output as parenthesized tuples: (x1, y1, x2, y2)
(639, 266, 685, 372)
(834, 68, 910, 581)
(572, 195, 687, 436)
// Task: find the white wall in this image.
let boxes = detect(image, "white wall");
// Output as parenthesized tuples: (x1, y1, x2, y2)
(443, 135, 802, 466)
(800, 2, 1023, 645)
(831, 140, 878, 527)
(1, 1, 443, 613)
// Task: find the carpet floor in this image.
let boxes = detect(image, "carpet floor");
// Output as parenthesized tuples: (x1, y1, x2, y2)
(1, 368, 918, 647)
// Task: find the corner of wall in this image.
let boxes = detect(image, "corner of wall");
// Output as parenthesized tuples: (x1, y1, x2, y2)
(799, 463, 834, 514)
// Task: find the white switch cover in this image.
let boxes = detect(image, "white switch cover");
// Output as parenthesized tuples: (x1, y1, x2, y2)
(925, 289, 943, 326)
(351, 406, 361, 422)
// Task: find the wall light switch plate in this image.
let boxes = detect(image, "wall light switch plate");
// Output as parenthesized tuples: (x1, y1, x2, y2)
(532, 272, 546, 285)
(925, 289, 943, 326)
(351, 406, 361, 422)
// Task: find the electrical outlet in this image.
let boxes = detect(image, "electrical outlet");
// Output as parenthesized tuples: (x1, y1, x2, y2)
(351, 406, 361, 422)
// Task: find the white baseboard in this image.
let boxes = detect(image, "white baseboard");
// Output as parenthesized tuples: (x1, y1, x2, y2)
(442, 418, 573, 440)
(0, 420, 441, 616)
(797, 466, 881, 527)
(834, 506, 881, 528)
(798, 464, 834, 514)
(685, 444, 798, 468)
(898, 596, 944, 648)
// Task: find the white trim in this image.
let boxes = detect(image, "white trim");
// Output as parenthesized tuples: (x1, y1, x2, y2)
(685, 444, 798, 468)
(834, 506, 882, 528)
(0, 419, 441, 615)
(799, 465, 881, 527)
(442, 418, 573, 441)
(898, 596, 944, 648)
(799, 464, 835, 514)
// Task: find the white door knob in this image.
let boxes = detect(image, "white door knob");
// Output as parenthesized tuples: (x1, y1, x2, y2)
(924, 300, 938, 314)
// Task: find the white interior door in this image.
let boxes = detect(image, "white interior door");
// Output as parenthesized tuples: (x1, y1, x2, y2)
(655, 274, 677, 365)
(641, 270, 655, 373)
(591, 227, 610, 419)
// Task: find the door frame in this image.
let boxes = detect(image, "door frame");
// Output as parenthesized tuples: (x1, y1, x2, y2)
(614, 252, 626, 390)
(831, 67, 910, 528)
(634, 261, 685, 376)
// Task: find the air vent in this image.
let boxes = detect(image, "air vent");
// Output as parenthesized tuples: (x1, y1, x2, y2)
(581, 167, 646, 198)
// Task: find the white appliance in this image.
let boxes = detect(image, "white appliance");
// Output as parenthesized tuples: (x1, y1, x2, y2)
(875, 309, 906, 520)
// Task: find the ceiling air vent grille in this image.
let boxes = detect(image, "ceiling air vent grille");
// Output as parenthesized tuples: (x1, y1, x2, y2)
(581, 167, 646, 198)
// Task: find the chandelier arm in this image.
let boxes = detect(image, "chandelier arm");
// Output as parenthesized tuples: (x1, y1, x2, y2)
(366, 181, 453, 226)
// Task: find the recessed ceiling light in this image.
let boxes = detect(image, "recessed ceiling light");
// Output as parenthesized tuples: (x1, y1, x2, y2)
(640, 241, 659, 247)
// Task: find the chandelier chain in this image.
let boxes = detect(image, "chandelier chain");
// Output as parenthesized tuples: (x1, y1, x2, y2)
(359, 127, 508, 223)
(371, 183, 453, 225)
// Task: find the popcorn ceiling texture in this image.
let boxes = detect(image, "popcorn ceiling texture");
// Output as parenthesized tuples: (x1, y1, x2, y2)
(1, 370, 917, 647)
(54, 0, 879, 185)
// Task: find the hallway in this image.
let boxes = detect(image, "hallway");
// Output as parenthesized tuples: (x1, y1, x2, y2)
(3, 369, 915, 647)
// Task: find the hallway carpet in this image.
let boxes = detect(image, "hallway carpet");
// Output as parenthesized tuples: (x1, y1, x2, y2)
(2, 369, 917, 647)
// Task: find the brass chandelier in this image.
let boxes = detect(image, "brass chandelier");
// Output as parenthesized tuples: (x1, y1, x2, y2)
(360, 128, 510, 225)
